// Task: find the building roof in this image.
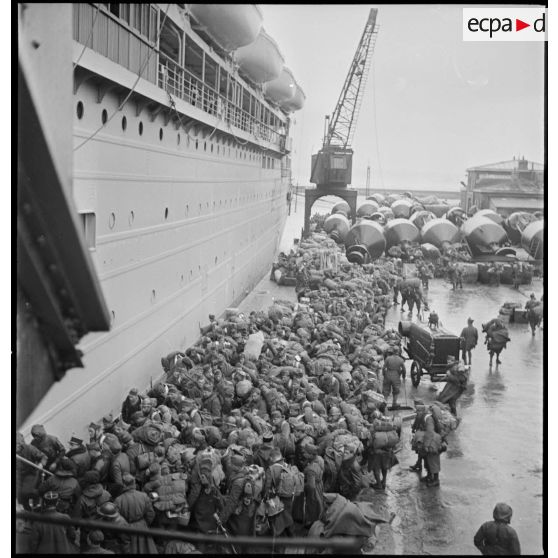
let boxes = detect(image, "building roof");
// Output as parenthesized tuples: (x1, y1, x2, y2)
(489, 197, 543, 210)
(473, 177, 543, 195)
(466, 158, 544, 172)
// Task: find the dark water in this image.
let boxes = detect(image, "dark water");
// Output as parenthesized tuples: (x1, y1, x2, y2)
(279, 202, 544, 555)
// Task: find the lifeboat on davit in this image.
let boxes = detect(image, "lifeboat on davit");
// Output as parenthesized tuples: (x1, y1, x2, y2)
(323, 214, 350, 244)
(384, 219, 420, 250)
(461, 215, 510, 256)
(264, 67, 295, 104)
(280, 82, 306, 112)
(421, 219, 460, 251)
(344, 221, 386, 264)
(235, 29, 284, 84)
(189, 4, 263, 52)
(331, 201, 351, 219)
(521, 220, 544, 260)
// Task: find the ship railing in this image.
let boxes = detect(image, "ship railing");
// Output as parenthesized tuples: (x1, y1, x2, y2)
(73, 3, 158, 84)
(158, 53, 281, 148)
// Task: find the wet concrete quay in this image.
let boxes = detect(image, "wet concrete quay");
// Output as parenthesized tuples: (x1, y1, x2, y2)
(252, 201, 544, 555)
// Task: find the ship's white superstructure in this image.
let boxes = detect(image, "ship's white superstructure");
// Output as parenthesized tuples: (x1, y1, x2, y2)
(22, 3, 305, 438)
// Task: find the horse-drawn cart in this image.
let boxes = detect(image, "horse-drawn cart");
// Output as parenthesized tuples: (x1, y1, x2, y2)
(398, 321, 461, 387)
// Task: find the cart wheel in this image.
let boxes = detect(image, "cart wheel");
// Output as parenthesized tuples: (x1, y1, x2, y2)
(411, 361, 422, 387)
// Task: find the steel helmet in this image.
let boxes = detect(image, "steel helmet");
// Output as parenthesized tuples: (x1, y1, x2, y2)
(97, 502, 119, 519)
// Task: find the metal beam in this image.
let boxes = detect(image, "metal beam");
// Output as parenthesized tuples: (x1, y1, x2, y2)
(15, 512, 361, 551)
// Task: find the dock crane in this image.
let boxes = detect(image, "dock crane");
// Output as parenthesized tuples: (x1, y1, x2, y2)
(310, 8, 379, 189)
(304, 8, 379, 234)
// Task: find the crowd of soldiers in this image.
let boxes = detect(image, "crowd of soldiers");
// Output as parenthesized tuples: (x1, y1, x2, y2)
(15, 232, 522, 555)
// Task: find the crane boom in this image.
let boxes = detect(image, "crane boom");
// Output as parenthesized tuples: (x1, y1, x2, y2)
(310, 8, 379, 189)
(326, 8, 378, 149)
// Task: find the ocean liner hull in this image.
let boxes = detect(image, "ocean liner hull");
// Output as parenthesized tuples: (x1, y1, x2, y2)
(21, 4, 293, 439)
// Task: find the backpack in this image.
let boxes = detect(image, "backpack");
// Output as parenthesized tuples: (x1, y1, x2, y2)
(192, 408, 214, 427)
(272, 462, 304, 498)
(243, 464, 265, 503)
(195, 447, 225, 488)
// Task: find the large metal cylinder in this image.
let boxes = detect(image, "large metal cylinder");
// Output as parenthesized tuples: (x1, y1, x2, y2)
(504, 211, 537, 244)
(445, 206, 467, 227)
(357, 201, 380, 217)
(461, 215, 509, 255)
(377, 206, 394, 221)
(386, 193, 403, 206)
(331, 201, 351, 219)
(391, 198, 415, 219)
(367, 193, 385, 206)
(323, 214, 351, 244)
(368, 212, 387, 226)
(423, 203, 450, 218)
(384, 218, 419, 249)
(410, 210, 436, 230)
(421, 218, 460, 249)
(344, 221, 386, 263)
(475, 209, 504, 226)
(521, 220, 544, 259)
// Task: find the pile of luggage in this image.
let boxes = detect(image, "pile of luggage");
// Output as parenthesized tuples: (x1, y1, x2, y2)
(18, 232, 409, 554)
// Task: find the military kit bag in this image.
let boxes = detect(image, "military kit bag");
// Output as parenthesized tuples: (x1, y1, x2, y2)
(273, 463, 305, 498)
(372, 430, 399, 450)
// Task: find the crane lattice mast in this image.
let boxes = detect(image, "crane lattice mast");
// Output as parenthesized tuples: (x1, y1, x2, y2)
(325, 9, 379, 149)
(310, 8, 379, 190)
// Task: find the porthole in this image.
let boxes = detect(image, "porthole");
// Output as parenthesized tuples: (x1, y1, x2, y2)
(109, 212, 116, 229)
(128, 210, 135, 226)
(159, 128, 163, 141)
(121, 116, 127, 131)
(177, 133, 181, 146)
(101, 109, 108, 124)
(76, 101, 84, 120)
(164, 208, 169, 220)
(138, 121, 143, 135)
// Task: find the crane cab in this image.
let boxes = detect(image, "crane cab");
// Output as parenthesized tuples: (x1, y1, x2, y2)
(310, 146, 353, 189)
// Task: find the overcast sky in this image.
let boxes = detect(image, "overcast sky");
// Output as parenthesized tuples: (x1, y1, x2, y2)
(259, 4, 545, 192)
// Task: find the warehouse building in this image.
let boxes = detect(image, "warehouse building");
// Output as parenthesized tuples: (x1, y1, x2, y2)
(460, 157, 544, 217)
